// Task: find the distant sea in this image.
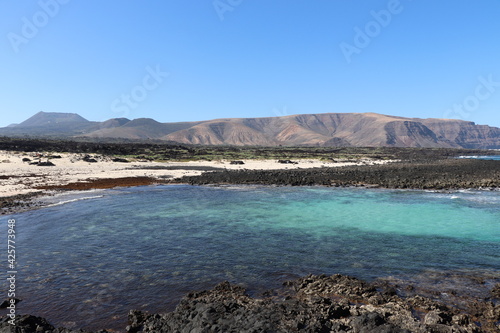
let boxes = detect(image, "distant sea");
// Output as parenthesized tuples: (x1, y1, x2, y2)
(458, 155, 500, 160)
(2, 185, 499, 330)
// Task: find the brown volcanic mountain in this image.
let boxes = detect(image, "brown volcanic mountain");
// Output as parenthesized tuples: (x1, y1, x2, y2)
(2, 112, 500, 148)
(159, 113, 500, 149)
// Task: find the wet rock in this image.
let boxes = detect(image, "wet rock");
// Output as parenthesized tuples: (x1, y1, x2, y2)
(0, 315, 109, 333)
(2, 274, 496, 332)
(452, 314, 470, 326)
(0, 315, 55, 332)
(424, 310, 452, 325)
(0, 298, 21, 308)
(350, 312, 408, 333)
(126, 310, 147, 333)
(124, 274, 488, 332)
(491, 283, 500, 299)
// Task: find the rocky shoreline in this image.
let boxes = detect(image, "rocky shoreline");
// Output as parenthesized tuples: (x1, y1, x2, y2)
(0, 178, 162, 216)
(2, 273, 499, 332)
(176, 159, 500, 190)
(2, 158, 499, 216)
(1, 151, 499, 332)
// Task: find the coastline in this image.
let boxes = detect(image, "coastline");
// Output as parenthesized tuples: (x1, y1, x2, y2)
(1, 149, 499, 332)
(176, 158, 500, 189)
(0, 149, 393, 215)
(2, 271, 499, 332)
(2, 148, 499, 216)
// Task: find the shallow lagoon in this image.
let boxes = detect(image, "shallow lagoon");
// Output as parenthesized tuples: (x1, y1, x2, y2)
(2, 185, 499, 330)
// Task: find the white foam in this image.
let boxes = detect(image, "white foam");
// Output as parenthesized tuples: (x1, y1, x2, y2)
(45, 195, 104, 207)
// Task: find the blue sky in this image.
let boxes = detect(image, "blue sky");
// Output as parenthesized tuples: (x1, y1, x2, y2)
(1, 0, 500, 127)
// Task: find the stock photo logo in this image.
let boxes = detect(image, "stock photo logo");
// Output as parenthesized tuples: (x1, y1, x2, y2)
(272, 106, 290, 118)
(443, 75, 500, 121)
(7, 0, 70, 53)
(110, 65, 169, 118)
(339, 0, 410, 64)
(213, 0, 243, 21)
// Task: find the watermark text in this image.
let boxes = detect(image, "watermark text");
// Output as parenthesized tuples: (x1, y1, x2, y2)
(213, 0, 243, 21)
(7, 0, 70, 53)
(339, 0, 409, 64)
(444, 75, 500, 120)
(111, 65, 169, 118)
(6, 219, 17, 326)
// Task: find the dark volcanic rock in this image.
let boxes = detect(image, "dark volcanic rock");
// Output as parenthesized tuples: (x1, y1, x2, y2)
(2, 274, 497, 332)
(0, 298, 20, 309)
(82, 155, 98, 163)
(492, 284, 500, 299)
(278, 159, 298, 164)
(0, 192, 44, 215)
(112, 157, 129, 163)
(176, 159, 500, 190)
(37, 161, 56, 166)
(350, 312, 408, 333)
(28, 160, 56, 166)
(0, 315, 55, 332)
(0, 315, 108, 333)
(125, 274, 488, 333)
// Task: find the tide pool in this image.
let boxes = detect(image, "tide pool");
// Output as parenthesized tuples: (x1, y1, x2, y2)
(2, 185, 499, 330)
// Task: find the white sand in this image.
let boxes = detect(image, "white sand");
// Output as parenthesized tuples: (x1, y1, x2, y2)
(0, 151, 394, 197)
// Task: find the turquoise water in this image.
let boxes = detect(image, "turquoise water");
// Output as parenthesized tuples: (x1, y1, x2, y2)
(1, 185, 499, 330)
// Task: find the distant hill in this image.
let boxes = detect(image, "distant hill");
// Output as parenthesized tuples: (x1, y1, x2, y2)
(99, 118, 131, 129)
(17, 111, 89, 127)
(82, 118, 203, 140)
(160, 113, 500, 149)
(1, 112, 125, 137)
(1, 111, 499, 149)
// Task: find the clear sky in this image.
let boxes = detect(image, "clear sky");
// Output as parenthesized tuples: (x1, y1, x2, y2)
(1, 0, 500, 128)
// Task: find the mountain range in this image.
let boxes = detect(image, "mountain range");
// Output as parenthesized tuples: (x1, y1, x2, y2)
(1, 111, 499, 149)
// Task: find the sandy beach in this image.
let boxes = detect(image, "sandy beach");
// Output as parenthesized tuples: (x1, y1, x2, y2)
(0, 150, 392, 198)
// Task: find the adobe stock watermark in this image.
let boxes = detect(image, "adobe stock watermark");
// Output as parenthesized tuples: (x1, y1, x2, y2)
(111, 65, 169, 118)
(213, 0, 243, 21)
(267, 106, 290, 136)
(7, 0, 70, 54)
(6, 219, 17, 326)
(339, 0, 410, 64)
(443, 75, 500, 121)
(272, 106, 290, 118)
